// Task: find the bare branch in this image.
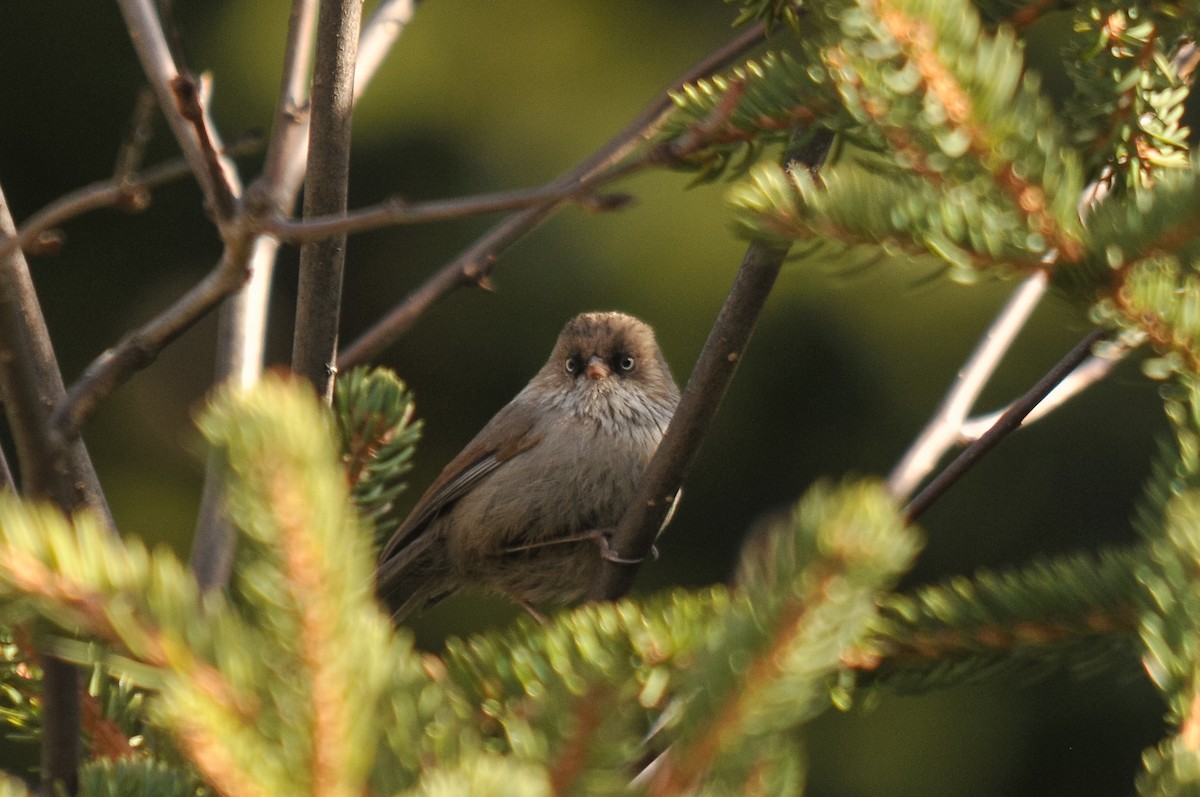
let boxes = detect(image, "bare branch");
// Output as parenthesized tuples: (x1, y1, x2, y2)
(0, 181, 113, 797)
(338, 19, 768, 368)
(0, 135, 261, 265)
(886, 270, 1050, 501)
(0, 189, 111, 515)
(40, 661, 82, 797)
(51, 241, 256, 447)
(115, 0, 237, 209)
(589, 241, 790, 600)
(112, 87, 158, 181)
(291, 0, 362, 399)
(588, 131, 831, 601)
(263, 182, 632, 243)
(168, 72, 241, 220)
(193, 0, 416, 589)
(903, 328, 1110, 524)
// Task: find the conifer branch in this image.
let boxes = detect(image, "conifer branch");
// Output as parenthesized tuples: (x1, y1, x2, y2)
(0, 775, 31, 797)
(848, 548, 1145, 690)
(878, 0, 1081, 258)
(0, 544, 241, 711)
(80, 690, 136, 761)
(334, 368, 422, 547)
(2, 530, 276, 797)
(273, 479, 354, 797)
(547, 688, 609, 796)
(649, 482, 921, 793)
(199, 376, 405, 797)
(647, 588, 811, 794)
(649, 51, 834, 181)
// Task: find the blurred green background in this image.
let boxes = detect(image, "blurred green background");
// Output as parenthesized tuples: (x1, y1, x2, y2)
(0, 1, 1173, 794)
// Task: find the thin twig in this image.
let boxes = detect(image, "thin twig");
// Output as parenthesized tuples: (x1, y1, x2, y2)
(291, 0, 362, 399)
(112, 87, 158, 181)
(51, 242, 256, 446)
(886, 270, 1050, 501)
(264, 182, 632, 243)
(0, 135, 261, 265)
(338, 19, 769, 368)
(0, 187, 112, 516)
(115, 0, 230, 210)
(169, 73, 240, 220)
(903, 328, 1110, 524)
(588, 131, 831, 601)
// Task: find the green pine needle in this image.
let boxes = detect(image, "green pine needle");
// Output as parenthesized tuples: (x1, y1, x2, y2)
(657, 51, 838, 183)
(855, 548, 1145, 694)
(658, 480, 921, 791)
(332, 366, 423, 550)
(79, 757, 202, 797)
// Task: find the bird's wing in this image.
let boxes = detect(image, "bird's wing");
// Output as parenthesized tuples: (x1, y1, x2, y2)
(378, 401, 540, 562)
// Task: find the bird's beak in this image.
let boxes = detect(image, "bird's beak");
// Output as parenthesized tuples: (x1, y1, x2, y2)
(585, 355, 610, 380)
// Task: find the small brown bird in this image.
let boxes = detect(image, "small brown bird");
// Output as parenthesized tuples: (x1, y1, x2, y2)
(376, 311, 680, 618)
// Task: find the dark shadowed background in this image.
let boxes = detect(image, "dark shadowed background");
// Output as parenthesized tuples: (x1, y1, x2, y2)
(0, 2, 1173, 794)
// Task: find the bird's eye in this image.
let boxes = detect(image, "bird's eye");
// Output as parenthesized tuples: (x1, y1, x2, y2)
(618, 355, 636, 372)
(565, 356, 579, 375)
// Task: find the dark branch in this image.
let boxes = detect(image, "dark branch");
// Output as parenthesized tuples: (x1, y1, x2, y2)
(0, 181, 113, 797)
(903, 328, 1110, 523)
(291, 0, 362, 399)
(264, 183, 632, 243)
(169, 73, 241, 221)
(587, 241, 789, 601)
(587, 131, 834, 601)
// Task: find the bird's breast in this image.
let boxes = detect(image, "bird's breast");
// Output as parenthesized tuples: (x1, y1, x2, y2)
(446, 412, 664, 563)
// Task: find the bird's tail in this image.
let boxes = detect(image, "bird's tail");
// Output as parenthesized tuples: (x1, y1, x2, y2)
(375, 532, 456, 620)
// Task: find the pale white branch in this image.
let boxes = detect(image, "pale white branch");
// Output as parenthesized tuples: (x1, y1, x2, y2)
(959, 331, 1144, 441)
(886, 270, 1050, 501)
